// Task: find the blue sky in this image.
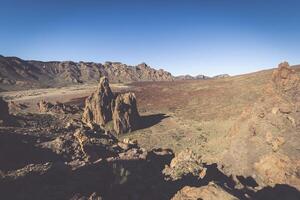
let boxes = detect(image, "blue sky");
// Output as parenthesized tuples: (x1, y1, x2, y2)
(0, 0, 300, 76)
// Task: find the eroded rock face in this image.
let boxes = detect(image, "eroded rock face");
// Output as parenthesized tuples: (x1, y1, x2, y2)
(272, 62, 299, 100)
(171, 183, 238, 200)
(82, 77, 114, 127)
(112, 92, 140, 134)
(163, 149, 206, 181)
(0, 97, 10, 124)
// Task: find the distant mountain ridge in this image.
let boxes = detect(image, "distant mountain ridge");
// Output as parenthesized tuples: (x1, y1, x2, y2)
(175, 73, 230, 80)
(0, 55, 173, 90)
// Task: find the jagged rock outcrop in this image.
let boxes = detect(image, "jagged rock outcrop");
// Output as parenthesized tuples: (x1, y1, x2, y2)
(171, 182, 238, 200)
(272, 62, 300, 102)
(82, 77, 114, 127)
(81, 77, 140, 134)
(163, 149, 206, 181)
(112, 92, 140, 134)
(0, 97, 10, 124)
(272, 61, 299, 92)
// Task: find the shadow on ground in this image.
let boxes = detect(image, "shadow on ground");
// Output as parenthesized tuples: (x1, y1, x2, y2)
(0, 132, 61, 171)
(138, 113, 169, 130)
(1, 131, 300, 200)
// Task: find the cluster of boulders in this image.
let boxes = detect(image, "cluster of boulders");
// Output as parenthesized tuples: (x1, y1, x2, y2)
(37, 100, 80, 114)
(82, 77, 140, 134)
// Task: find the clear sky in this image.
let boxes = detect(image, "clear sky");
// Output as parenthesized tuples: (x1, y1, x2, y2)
(0, 0, 300, 76)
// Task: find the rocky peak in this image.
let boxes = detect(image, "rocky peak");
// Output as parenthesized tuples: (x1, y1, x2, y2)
(82, 77, 140, 134)
(136, 62, 148, 69)
(112, 92, 140, 134)
(82, 77, 114, 128)
(97, 76, 112, 95)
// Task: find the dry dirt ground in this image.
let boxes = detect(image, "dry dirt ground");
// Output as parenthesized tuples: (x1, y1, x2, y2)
(122, 69, 286, 160)
(1, 83, 129, 112)
(1, 67, 299, 162)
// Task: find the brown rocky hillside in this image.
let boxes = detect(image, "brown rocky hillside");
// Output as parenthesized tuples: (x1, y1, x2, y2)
(0, 55, 173, 91)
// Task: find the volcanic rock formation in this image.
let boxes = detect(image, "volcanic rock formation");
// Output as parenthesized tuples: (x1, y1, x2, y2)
(82, 77, 140, 134)
(112, 92, 140, 134)
(272, 61, 299, 92)
(272, 61, 300, 103)
(82, 77, 114, 128)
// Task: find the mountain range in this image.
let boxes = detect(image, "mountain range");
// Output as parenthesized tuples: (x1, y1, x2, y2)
(0, 55, 232, 91)
(0, 55, 173, 90)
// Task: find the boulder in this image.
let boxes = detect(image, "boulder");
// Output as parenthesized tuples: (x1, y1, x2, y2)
(82, 77, 114, 127)
(171, 183, 238, 200)
(163, 149, 206, 181)
(112, 92, 140, 134)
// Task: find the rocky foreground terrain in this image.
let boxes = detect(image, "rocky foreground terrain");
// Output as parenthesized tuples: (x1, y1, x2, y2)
(1, 62, 300, 199)
(0, 55, 173, 91)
